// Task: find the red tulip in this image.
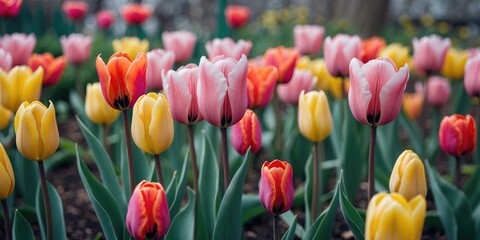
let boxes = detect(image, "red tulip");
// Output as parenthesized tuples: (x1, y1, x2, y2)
(126, 180, 170, 240)
(246, 64, 278, 109)
(28, 53, 67, 86)
(146, 49, 175, 90)
(0, 48, 12, 71)
(231, 109, 261, 155)
(225, 5, 250, 29)
(412, 35, 451, 75)
(259, 160, 294, 216)
(293, 24, 325, 56)
(96, 10, 115, 29)
(162, 31, 197, 63)
(62, 1, 88, 21)
(360, 36, 386, 63)
(426, 76, 451, 108)
(95, 52, 147, 110)
(0, 0, 22, 18)
(464, 54, 480, 97)
(0, 33, 36, 66)
(348, 58, 409, 126)
(323, 34, 361, 78)
(60, 33, 93, 65)
(120, 3, 152, 25)
(205, 37, 252, 61)
(439, 114, 476, 158)
(264, 46, 300, 83)
(277, 69, 316, 104)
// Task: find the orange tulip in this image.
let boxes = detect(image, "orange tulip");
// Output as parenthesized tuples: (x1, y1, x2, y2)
(360, 36, 386, 63)
(264, 46, 300, 83)
(28, 53, 67, 86)
(259, 160, 294, 216)
(246, 64, 278, 108)
(402, 82, 424, 120)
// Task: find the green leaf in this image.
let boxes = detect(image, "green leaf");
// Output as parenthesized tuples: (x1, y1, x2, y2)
(165, 188, 195, 240)
(281, 215, 297, 240)
(69, 90, 93, 131)
(280, 210, 306, 239)
(242, 194, 264, 223)
(398, 112, 424, 156)
(464, 164, 480, 206)
(473, 205, 480, 239)
(35, 180, 67, 240)
(304, 155, 313, 228)
(376, 119, 402, 174)
(169, 151, 189, 218)
(339, 174, 365, 240)
(11, 151, 38, 206)
(12, 210, 34, 240)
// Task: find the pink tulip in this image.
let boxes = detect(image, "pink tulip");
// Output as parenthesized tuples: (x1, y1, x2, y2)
(0, 33, 36, 66)
(264, 46, 300, 83)
(323, 34, 361, 78)
(0, 48, 12, 71)
(426, 76, 451, 108)
(60, 33, 93, 65)
(62, 1, 88, 21)
(412, 35, 451, 75)
(348, 58, 409, 126)
(0, 0, 22, 18)
(197, 55, 248, 128)
(162, 31, 197, 63)
(468, 48, 480, 58)
(293, 24, 325, 56)
(277, 69, 316, 104)
(259, 160, 294, 216)
(231, 109, 262, 155)
(146, 49, 175, 90)
(96, 10, 115, 29)
(162, 64, 203, 125)
(465, 54, 480, 97)
(205, 37, 252, 60)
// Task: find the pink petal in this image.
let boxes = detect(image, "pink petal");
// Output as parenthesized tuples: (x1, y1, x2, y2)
(227, 55, 248, 125)
(348, 58, 371, 125)
(378, 64, 409, 125)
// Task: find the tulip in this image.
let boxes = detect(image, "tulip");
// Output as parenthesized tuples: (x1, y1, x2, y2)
(205, 37, 252, 60)
(120, 3, 152, 25)
(0, 143, 14, 200)
(96, 10, 115, 29)
(441, 48, 468, 80)
(439, 114, 476, 158)
(293, 24, 325, 56)
(468, 48, 480, 58)
(61, 1, 88, 21)
(112, 37, 149, 60)
(426, 76, 451, 108)
(14, 101, 59, 161)
(0, 66, 43, 112)
(231, 109, 262, 155)
(85, 83, 120, 125)
(0, 48, 12, 71)
(146, 49, 175, 90)
(259, 160, 294, 216)
(389, 150, 427, 200)
(264, 46, 300, 83)
(348, 58, 409, 126)
(0, 33, 36, 66)
(323, 34, 361, 78)
(131, 93, 174, 155)
(378, 43, 411, 70)
(28, 53, 67, 86)
(298, 90, 332, 142)
(246, 64, 278, 108)
(277, 69, 317, 105)
(464, 54, 480, 97)
(0, 105, 11, 130)
(402, 82, 424, 120)
(366, 193, 426, 240)
(162, 31, 197, 63)
(296, 57, 344, 98)
(162, 64, 202, 125)
(126, 180, 170, 240)
(360, 36, 386, 63)
(60, 33, 93, 65)
(224, 5, 250, 28)
(412, 35, 451, 75)
(0, 0, 22, 18)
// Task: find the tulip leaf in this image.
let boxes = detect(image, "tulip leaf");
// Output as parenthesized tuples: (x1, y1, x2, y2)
(12, 152, 38, 206)
(35, 180, 67, 240)
(168, 151, 189, 218)
(69, 90, 94, 132)
(280, 210, 306, 239)
(473, 205, 480, 238)
(451, 80, 471, 115)
(304, 155, 313, 228)
(165, 169, 178, 208)
(464, 164, 480, 206)
(12, 210, 34, 240)
(398, 112, 424, 156)
(281, 215, 297, 240)
(131, 141, 151, 183)
(165, 188, 195, 240)
(242, 194, 264, 223)
(212, 149, 252, 240)
(339, 174, 365, 240)
(376, 120, 402, 174)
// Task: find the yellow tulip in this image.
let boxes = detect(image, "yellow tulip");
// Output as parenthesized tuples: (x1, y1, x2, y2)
(389, 150, 427, 200)
(0, 143, 14, 200)
(378, 43, 410, 70)
(85, 83, 121, 125)
(441, 48, 468, 80)
(0, 66, 43, 112)
(14, 101, 59, 161)
(0, 104, 12, 130)
(112, 37, 149, 60)
(297, 57, 344, 98)
(131, 93, 174, 155)
(298, 90, 332, 142)
(366, 193, 426, 240)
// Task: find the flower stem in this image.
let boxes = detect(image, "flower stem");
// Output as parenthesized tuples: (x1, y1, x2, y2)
(73, 64, 84, 99)
(122, 110, 136, 194)
(153, 155, 163, 185)
(38, 161, 52, 240)
(368, 126, 377, 201)
(310, 141, 323, 222)
(455, 157, 461, 187)
(187, 125, 199, 240)
(1, 200, 11, 240)
(273, 215, 280, 240)
(220, 127, 230, 191)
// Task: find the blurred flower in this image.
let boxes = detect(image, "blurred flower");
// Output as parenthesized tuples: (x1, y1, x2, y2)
(85, 82, 120, 126)
(14, 101, 59, 161)
(131, 93, 174, 155)
(0, 143, 14, 200)
(28, 53, 66, 86)
(62, 1, 88, 21)
(0, 48, 12, 71)
(402, 82, 424, 120)
(120, 3, 152, 25)
(0, 104, 11, 130)
(112, 37, 149, 60)
(323, 34, 361, 78)
(420, 14, 435, 28)
(468, 48, 480, 58)
(426, 76, 451, 108)
(298, 90, 332, 142)
(366, 193, 426, 240)
(437, 21, 450, 34)
(0, 66, 43, 112)
(197, 55, 248, 128)
(126, 180, 170, 240)
(293, 24, 325, 56)
(225, 5, 250, 28)
(162, 31, 197, 63)
(441, 48, 468, 80)
(95, 52, 147, 110)
(205, 37, 252, 60)
(360, 36, 386, 63)
(277, 69, 316, 104)
(162, 64, 203, 125)
(96, 10, 115, 29)
(465, 54, 480, 97)
(246, 64, 278, 108)
(231, 109, 262, 155)
(60, 33, 93, 65)
(439, 114, 476, 158)
(264, 46, 300, 83)
(389, 150, 427, 200)
(412, 35, 451, 75)
(349, 58, 409, 126)
(378, 43, 410, 70)
(0, 0, 22, 18)
(146, 49, 175, 90)
(0, 33, 36, 66)
(259, 160, 294, 216)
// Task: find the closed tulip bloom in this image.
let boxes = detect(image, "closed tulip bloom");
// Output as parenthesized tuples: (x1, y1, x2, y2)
(298, 90, 332, 142)
(197, 55, 248, 128)
(259, 160, 294, 216)
(464, 54, 480, 97)
(378, 43, 411, 69)
(439, 114, 476, 158)
(120, 3, 152, 25)
(126, 180, 170, 240)
(366, 193, 426, 240)
(14, 101, 59, 161)
(264, 46, 300, 83)
(402, 82, 424, 120)
(96, 10, 115, 29)
(162, 64, 202, 125)
(0, 143, 14, 200)
(360, 36, 386, 63)
(349, 58, 409, 126)
(0, 33, 36, 66)
(85, 83, 120, 125)
(323, 34, 361, 78)
(293, 24, 325, 56)
(277, 69, 317, 104)
(246, 64, 278, 108)
(131, 93, 174, 155)
(112, 37, 149, 60)
(95, 52, 147, 110)
(224, 5, 250, 28)
(0, 104, 12, 130)
(28, 53, 67, 86)
(205, 38, 252, 60)
(412, 35, 451, 75)
(162, 31, 197, 63)
(426, 76, 451, 108)
(62, 1, 88, 21)
(0, 48, 12, 71)
(0, 66, 43, 112)
(0, 0, 22, 18)
(441, 48, 468, 80)
(231, 109, 261, 155)
(389, 150, 427, 200)
(60, 33, 93, 65)
(146, 49, 175, 90)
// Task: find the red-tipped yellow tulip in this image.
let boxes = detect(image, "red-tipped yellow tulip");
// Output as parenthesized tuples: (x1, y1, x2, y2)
(264, 46, 300, 83)
(28, 53, 67, 86)
(0, 143, 14, 200)
(389, 150, 427, 200)
(0, 66, 43, 112)
(259, 160, 294, 216)
(231, 109, 262, 155)
(85, 83, 121, 125)
(439, 114, 477, 158)
(298, 90, 332, 142)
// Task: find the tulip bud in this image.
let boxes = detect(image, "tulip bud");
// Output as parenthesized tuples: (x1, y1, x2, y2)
(0, 143, 14, 200)
(298, 90, 332, 142)
(62, 1, 89, 21)
(323, 34, 361, 78)
(412, 34, 451, 75)
(224, 5, 250, 29)
(246, 64, 278, 109)
(0, 66, 43, 112)
(126, 180, 170, 240)
(0, 104, 12, 130)
(162, 31, 197, 63)
(96, 10, 115, 29)
(205, 37, 252, 60)
(264, 46, 300, 83)
(389, 150, 427, 200)
(60, 33, 93, 65)
(0, 0, 22, 18)
(120, 3, 152, 25)
(293, 25, 325, 56)
(439, 114, 477, 158)
(441, 48, 468, 80)
(259, 160, 294, 216)
(378, 43, 410, 69)
(231, 109, 262, 155)
(112, 37, 149, 60)
(426, 76, 451, 108)
(14, 101, 59, 161)
(85, 83, 121, 125)
(464, 54, 480, 97)
(277, 69, 317, 104)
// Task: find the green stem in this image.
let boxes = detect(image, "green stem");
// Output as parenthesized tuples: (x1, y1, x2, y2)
(122, 110, 136, 194)
(73, 64, 84, 99)
(310, 141, 323, 221)
(38, 161, 52, 240)
(220, 127, 230, 191)
(273, 215, 280, 240)
(455, 157, 461, 187)
(273, 88, 283, 155)
(368, 126, 377, 201)
(1, 200, 11, 240)
(153, 155, 163, 185)
(187, 125, 199, 240)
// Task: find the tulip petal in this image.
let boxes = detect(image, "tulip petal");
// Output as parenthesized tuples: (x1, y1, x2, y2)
(16, 107, 40, 160)
(348, 58, 372, 125)
(153, 186, 170, 236)
(408, 195, 427, 240)
(40, 102, 59, 160)
(126, 188, 149, 239)
(22, 67, 43, 108)
(131, 95, 149, 154)
(162, 70, 191, 124)
(227, 55, 248, 125)
(149, 94, 174, 154)
(378, 64, 409, 125)
(375, 202, 414, 240)
(96, 55, 114, 107)
(398, 159, 427, 200)
(126, 53, 147, 108)
(198, 56, 227, 127)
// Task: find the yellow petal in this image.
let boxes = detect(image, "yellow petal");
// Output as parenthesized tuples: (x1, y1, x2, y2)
(16, 107, 41, 160)
(408, 195, 427, 240)
(0, 104, 12, 130)
(374, 201, 414, 240)
(298, 91, 315, 142)
(398, 159, 427, 200)
(313, 90, 332, 141)
(149, 94, 174, 154)
(21, 67, 43, 111)
(40, 101, 59, 160)
(131, 95, 149, 153)
(0, 144, 14, 200)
